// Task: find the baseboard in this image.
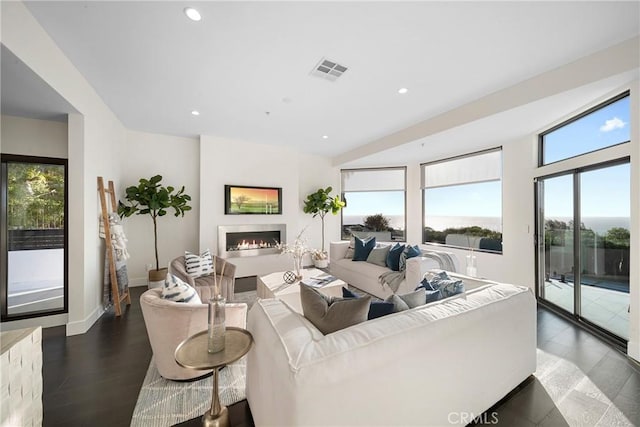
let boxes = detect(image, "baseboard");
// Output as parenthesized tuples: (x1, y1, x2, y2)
(66, 305, 104, 336)
(628, 340, 640, 363)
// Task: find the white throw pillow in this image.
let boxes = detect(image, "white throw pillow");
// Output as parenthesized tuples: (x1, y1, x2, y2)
(185, 249, 214, 278)
(162, 274, 202, 304)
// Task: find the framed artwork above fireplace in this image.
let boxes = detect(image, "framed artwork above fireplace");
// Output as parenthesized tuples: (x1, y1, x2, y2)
(224, 185, 282, 215)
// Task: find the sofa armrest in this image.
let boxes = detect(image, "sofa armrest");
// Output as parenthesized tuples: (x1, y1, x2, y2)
(405, 256, 442, 288)
(330, 241, 349, 262)
(226, 302, 248, 329)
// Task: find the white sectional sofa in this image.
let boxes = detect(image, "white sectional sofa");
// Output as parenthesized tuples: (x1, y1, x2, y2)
(246, 278, 537, 426)
(329, 240, 459, 298)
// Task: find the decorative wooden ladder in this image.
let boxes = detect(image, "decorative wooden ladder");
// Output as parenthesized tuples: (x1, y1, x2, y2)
(97, 177, 131, 316)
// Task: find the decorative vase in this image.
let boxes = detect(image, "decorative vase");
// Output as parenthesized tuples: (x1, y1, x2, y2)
(208, 295, 226, 353)
(293, 255, 303, 280)
(313, 258, 329, 269)
(465, 253, 477, 277)
(148, 267, 167, 289)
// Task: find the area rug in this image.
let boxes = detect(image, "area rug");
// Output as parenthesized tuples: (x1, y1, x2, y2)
(130, 356, 247, 427)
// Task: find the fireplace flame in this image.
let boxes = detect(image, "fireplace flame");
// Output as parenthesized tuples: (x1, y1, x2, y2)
(232, 239, 276, 251)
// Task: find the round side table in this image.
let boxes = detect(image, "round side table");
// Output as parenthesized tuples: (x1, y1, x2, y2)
(175, 327, 253, 427)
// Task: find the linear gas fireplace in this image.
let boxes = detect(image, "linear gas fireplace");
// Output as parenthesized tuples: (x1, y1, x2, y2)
(218, 224, 286, 258)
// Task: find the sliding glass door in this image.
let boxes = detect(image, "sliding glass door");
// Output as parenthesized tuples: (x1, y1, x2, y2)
(537, 161, 630, 340)
(1, 155, 68, 320)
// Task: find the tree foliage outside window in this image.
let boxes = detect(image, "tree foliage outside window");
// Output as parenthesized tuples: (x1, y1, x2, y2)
(7, 163, 65, 229)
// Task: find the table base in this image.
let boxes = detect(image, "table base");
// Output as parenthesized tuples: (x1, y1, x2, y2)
(202, 406, 228, 427)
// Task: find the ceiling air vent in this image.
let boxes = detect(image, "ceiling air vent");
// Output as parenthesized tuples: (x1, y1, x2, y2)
(310, 57, 348, 82)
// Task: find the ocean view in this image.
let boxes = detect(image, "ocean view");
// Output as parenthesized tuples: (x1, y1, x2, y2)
(343, 215, 629, 235)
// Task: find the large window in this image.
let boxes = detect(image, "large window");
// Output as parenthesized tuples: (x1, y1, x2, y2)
(540, 92, 630, 165)
(341, 167, 406, 241)
(422, 148, 502, 253)
(536, 91, 631, 343)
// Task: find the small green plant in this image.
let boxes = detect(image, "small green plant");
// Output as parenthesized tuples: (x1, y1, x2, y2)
(364, 213, 390, 232)
(303, 186, 345, 255)
(118, 175, 192, 271)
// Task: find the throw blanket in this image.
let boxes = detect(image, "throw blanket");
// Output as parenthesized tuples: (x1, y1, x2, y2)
(103, 249, 129, 308)
(100, 212, 130, 308)
(378, 250, 458, 293)
(379, 270, 405, 293)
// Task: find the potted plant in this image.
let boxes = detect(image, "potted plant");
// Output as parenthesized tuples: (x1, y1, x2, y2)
(118, 175, 192, 285)
(303, 186, 345, 268)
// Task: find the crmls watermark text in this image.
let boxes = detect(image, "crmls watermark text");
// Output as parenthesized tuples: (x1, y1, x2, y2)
(448, 412, 499, 425)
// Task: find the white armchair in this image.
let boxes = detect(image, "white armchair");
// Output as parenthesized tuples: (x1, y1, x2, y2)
(140, 288, 247, 380)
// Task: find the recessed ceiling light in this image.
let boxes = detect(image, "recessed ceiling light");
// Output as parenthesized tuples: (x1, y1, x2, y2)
(398, 87, 408, 94)
(322, 135, 329, 139)
(184, 7, 201, 21)
(191, 110, 200, 116)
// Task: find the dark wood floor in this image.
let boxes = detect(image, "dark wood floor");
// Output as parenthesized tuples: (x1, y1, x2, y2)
(41, 281, 640, 427)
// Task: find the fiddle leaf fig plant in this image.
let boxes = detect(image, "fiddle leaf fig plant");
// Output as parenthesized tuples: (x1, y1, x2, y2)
(118, 175, 192, 271)
(303, 186, 345, 256)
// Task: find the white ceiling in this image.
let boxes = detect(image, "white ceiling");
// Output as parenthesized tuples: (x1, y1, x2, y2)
(21, 1, 640, 161)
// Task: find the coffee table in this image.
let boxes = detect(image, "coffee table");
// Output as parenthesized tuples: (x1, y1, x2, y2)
(174, 327, 253, 427)
(257, 268, 345, 312)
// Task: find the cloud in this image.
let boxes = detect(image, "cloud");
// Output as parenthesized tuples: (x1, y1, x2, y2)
(600, 117, 626, 132)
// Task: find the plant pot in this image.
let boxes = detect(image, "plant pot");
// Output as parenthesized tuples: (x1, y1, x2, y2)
(148, 268, 167, 289)
(313, 258, 329, 269)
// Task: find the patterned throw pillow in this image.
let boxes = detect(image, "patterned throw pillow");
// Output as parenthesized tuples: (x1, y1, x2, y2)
(427, 271, 465, 298)
(162, 274, 202, 304)
(185, 249, 214, 278)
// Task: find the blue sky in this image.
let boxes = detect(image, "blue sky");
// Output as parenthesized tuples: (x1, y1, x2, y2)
(344, 94, 630, 226)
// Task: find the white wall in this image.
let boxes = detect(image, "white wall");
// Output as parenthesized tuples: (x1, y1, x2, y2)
(1, 115, 68, 158)
(199, 136, 339, 277)
(120, 130, 200, 285)
(396, 136, 537, 288)
(2, 2, 125, 335)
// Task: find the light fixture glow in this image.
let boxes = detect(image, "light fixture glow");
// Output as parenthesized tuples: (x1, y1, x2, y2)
(398, 87, 408, 94)
(322, 135, 329, 139)
(184, 7, 201, 21)
(191, 110, 200, 116)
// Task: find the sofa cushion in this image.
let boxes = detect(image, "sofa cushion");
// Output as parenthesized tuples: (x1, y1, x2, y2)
(184, 249, 214, 278)
(162, 274, 202, 304)
(386, 243, 406, 271)
(342, 287, 395, 320)
(366, 245, 390, 267)
(353, 237, 376, 261)
(385, 288, 426, 312)
(300, 284, 370, 334)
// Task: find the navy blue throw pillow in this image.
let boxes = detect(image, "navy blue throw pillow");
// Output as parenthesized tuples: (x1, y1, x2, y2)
(341, 287, 394, 320)
(405, 245, 422, 259)
(386, 243, 406, 271)
(353, 237, 376, 261)
(416, 277, 437, 291)
(425, 289, 442, 303)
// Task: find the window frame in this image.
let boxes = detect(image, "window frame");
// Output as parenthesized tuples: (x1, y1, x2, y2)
(538, 91, 631, 167)
(421, 147, 503, 254)
(1, 154, 69, 321)
(340, 166, 407, 242)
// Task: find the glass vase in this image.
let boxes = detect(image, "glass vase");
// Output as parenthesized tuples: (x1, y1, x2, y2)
(293, 255, 303, 280)
(465, 253, 477, 277)
(208, 295, 226, 353)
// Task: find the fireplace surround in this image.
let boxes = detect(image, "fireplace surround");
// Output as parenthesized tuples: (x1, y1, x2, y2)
(218, 224, 286, 258)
